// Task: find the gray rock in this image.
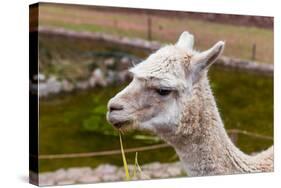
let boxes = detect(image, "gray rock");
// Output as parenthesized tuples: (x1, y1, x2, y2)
(94, 164, 117, 175)
(127, 164, 135, 172)
(104, 58, 115, 66)
(118, 70, 130, 82)
(52, 169, 67, 182)
(150, 170, 166, 178)
(119, 57, 131, 69)
(61, 80, 74, 92)
(167, 166, 182, 176)
(116, 168, 125, 178)
(66, 167, 93, 180)
(38, 83, 48, 97)
(142, 162, 162, 171)
(39, 179, 55, 186)
(76, 81, 89, 90)
(39, 173, 55, 186)
(101, 174, 121, 182)
(139, 170, 152, 178)
(138, 173, 151, 180)
(38, 162, 185, 185)
(78, 175, 101, 183)
(46, 76, 62, 94)
(47, 76, 56, 83)
(92, 69, 107, 87)
(106, 70, 117, 84)
(88, 76, 97, 87)
(34, 73, 46, 81)
(57, 180, 76, 185)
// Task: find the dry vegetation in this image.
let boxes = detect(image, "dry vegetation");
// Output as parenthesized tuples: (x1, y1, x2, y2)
(38, 4, 273, 64)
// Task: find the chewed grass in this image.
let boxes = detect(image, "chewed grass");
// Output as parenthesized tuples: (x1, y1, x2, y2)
(119, 133, 130, 180)
(119, 133, 143, 180)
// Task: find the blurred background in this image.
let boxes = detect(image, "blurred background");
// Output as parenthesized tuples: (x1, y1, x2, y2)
(32, 2, 273, 185)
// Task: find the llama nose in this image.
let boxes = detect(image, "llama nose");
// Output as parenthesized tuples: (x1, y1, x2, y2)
(109, 103, 124, 112)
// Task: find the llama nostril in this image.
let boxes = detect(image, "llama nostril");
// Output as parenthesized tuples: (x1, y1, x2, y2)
(109, 103, 124, 112)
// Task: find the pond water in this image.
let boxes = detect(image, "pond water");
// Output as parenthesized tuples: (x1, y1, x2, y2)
(39, 33, 273, 172)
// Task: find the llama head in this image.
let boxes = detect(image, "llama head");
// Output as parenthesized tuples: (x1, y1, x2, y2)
(107, 31, 224, 135)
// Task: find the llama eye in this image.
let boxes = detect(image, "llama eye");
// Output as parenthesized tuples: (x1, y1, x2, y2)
(155, 88, 172, 96)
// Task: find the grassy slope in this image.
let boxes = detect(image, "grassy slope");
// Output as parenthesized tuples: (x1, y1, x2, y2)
(38, 4, 273, 63)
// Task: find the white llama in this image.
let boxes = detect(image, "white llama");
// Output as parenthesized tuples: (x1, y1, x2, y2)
(106, 31, 273, 176)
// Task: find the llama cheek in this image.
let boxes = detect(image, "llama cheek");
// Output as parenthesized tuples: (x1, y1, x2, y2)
(137, 108, 158, 122)
(134, 97, 161, 121)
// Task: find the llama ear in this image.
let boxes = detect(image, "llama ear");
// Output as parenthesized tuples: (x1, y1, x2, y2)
(191, 41, 225, 82)
(176, 31, 194, 50)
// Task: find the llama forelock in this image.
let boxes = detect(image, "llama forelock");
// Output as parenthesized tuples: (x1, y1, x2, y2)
(130, 45, 194, 91)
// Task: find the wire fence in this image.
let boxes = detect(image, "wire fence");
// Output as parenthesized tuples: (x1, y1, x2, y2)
(37, 129, 273, 160)
(39, 27, 273, 76)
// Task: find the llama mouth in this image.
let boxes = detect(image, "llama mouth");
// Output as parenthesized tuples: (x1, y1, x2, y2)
(106, 111, 134, 132)
(112, 120, 131, 129)
(107, 111, 132, 129)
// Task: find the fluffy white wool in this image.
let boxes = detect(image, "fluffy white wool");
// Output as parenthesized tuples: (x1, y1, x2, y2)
(107, 31, 273, 176)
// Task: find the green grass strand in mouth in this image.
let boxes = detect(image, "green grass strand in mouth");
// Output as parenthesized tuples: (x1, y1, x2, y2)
(119, 133, 131, 180)
(135, 152, 142, 175)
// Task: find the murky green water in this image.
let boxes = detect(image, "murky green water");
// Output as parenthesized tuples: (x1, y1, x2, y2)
(39, 34, 273, 172)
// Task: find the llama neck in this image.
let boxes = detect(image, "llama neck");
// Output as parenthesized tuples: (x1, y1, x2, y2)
(161, 76, 254, 176)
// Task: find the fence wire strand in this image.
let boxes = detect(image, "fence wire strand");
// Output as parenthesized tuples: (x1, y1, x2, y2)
(37, 129, 272, 160)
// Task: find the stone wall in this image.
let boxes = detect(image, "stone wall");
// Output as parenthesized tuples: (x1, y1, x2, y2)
(35, 27, 273, 98)
(35, 55, 132, 97)
(38, 27, 273, 75)
(37, 162, 185, 186)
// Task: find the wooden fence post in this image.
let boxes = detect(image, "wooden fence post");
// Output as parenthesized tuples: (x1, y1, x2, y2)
(147, 16, 152, 41)
(252, 43, 256, 61)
